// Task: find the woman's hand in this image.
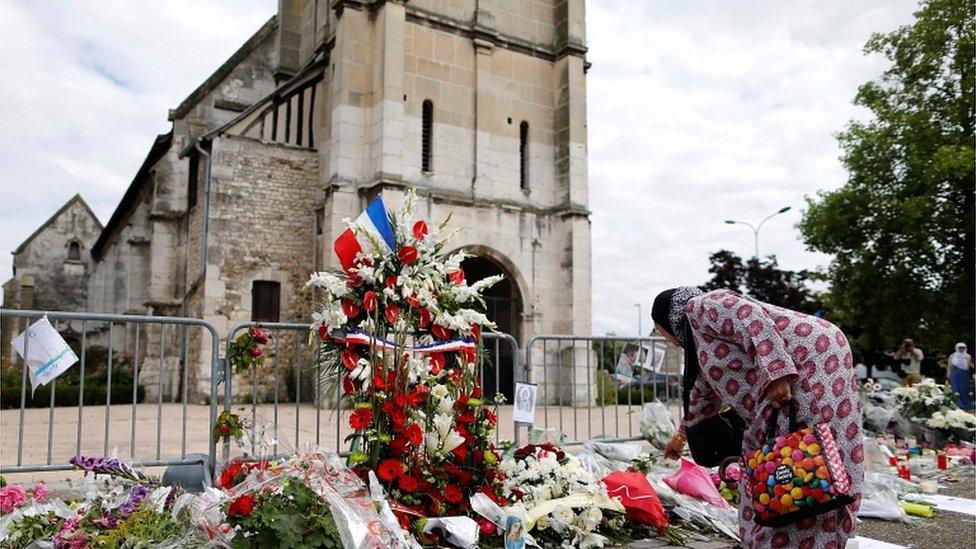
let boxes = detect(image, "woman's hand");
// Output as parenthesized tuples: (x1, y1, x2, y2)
(664, 432, 686, 460)
(765, 377, 793, 409)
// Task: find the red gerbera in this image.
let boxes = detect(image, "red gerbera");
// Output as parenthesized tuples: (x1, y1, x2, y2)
(444, 485, 463, 504)
(218, 461, 246, 489)
(227, 494, 256, 517)
(398, 475, 419, 493)
(349, 408, 373, 430)
(377, 459, 404, 482)
(403, 423, 423, 446)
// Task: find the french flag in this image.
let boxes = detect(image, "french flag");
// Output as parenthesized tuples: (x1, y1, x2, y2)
(334, 196, 397, 271)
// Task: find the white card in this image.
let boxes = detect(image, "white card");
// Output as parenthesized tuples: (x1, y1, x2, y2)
(10, 316, 79, 393)
(513, 382, 537, 425)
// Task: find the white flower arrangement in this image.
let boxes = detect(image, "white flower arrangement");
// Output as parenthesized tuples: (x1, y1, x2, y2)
(499, 445, 623, 548)
(891, 378, 957, 420)
(925, 409, 976, 432)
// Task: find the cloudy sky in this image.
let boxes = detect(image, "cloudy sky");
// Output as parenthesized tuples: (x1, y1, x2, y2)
(1, 0, 917, 334)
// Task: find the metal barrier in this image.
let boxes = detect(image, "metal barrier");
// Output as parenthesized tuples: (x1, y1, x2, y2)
(221, 323, 521, 460)
(522, 335, 684, 446)
(0, 310, 220, 478)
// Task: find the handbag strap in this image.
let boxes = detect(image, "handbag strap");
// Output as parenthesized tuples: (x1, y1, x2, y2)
(764, 400, 798, 441)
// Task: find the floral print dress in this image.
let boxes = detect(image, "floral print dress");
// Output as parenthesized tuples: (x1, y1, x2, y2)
(680, 290, 863, 549)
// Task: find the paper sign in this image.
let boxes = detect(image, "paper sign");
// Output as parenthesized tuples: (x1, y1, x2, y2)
(513, 382, 537, 425)
(10, 316, 79, 393)
(914, 494, 976, 517)
(852, 536, 906, 549)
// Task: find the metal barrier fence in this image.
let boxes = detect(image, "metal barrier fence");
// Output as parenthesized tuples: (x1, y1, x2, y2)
(522, 335, 684, 446)
(0, 310, 219, 478)
(221, 322, 521, 461)
(2, 309, 677, 476)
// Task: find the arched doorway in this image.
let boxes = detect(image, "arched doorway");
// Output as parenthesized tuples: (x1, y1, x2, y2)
(460, 255, 522, 402)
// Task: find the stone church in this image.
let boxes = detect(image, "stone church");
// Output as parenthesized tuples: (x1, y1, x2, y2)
(6, 0, 592, 402)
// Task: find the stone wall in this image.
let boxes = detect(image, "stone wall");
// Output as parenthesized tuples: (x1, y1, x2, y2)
(188, 135, 320, 398)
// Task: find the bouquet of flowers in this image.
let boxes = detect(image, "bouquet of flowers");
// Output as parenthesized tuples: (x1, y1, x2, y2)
(306, 191, 504, 531)
(925, 409, 976, 439)
(1, 456, 200, 549)
(498, 443, 624, 548)
(891, 378, 957, 420)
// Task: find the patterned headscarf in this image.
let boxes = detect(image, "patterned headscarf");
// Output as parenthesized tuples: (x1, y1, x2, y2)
(652, 286, 704, 413)
(651, 286, 702, 346)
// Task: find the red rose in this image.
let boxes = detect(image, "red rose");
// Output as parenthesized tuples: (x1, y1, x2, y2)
(363, 291, 377, 312)
(404, 423, 423, 446)
(250, 327, 269, 344)
(228, 494, 256, 517)
(341, 349, 360, 371)
(398, 475, 419, 493)
(318, 323, 330, 342)
(419, 309, 432, 329)
(250, 346, 263, 358)
(444, 485, 463, 504)
(477, 516, 498, 537)
(431, 324, 451, 341)
(377, 459, 404, 482)
(398, 246, 418, 265)
(428, 353, 446, 375)
(385, 275, 398, 289)
(219, 423, 231, 435)
(385, 304, 400, 325)
(342, 299, 361, 319)
(412, 220, 429, 241)
(349, 408, 373, 430)
(449, 269, 465, 286)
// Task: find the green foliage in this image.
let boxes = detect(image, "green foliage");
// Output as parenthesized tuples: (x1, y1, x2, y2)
(594, 369, 618, 407)
(700, 250, 820, 314)
(0, 346, 144, 409)
(4, 512, 61, 549)
(799, 0, 975, 355)
(228, 479, 342, 549)
(89, 506, 191, 548)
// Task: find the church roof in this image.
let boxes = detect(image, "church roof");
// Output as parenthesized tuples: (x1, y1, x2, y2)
(91, 132, 173, 259)
(12, 194, 102, 255)
(169, 16, 278, 121)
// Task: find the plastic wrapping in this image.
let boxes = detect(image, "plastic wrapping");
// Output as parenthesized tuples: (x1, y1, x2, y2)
(573, 440, 643, 478)
(861, 401, 896, 434)
(645, 467, 740, 542)
(856, 472, 910, 522)
(639, 402, 677, 450)
(662, 458, 730, 509)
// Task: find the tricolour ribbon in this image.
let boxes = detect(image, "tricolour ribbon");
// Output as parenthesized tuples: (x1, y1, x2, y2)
(331, 328, 475, 354)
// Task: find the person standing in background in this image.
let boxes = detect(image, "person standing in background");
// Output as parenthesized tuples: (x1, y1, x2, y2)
(893, 339, 923, 386)
(947, 343, 974, 410)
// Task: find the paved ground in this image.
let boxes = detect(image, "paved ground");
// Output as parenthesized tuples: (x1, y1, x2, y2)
(1, 402, 660, 484)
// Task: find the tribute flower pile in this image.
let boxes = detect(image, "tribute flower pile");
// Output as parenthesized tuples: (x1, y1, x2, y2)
(306, 191, 505, 531)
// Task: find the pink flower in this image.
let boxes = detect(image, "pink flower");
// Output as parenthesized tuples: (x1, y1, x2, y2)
(250, 327, 268, 344)
(0, 484, 26, 513)
(250, 346, 263, 358)
(31, 483, 48, 503)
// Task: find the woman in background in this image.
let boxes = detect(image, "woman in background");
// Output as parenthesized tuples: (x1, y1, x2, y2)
(947, 342, 974, 410)
(653, 287, 863, 549)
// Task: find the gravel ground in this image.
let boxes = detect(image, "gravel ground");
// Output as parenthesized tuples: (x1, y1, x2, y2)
(856, 473, 976, 549)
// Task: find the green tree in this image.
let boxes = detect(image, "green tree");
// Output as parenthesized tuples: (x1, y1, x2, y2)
(700, 250, 819, 314)
(799, 0, 974, 355)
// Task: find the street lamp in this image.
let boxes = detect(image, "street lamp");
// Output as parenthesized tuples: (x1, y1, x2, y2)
(724, 206, 791, 259)
(635, 303, 642, 337)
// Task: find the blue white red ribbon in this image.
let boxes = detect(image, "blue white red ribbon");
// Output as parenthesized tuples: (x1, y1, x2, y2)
(332, 328, 475, 353)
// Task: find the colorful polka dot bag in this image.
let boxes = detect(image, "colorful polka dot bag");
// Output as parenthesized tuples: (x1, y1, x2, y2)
(743, 404, 854, 527)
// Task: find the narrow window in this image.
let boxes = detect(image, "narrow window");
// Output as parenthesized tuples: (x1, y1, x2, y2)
(68, 241, 81, 261)
(421, 100, 433, 172)
(519, 121, 529, 190)
(315, 208, 324, 235)
(251, 281, 281, 322)
(187, 154, 199, 210)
